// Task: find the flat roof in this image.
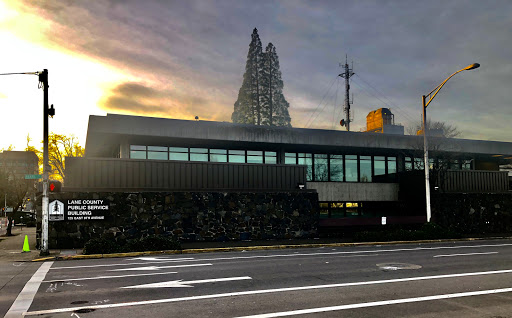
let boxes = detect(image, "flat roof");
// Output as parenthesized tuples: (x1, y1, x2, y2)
(85, 114, 512, 161)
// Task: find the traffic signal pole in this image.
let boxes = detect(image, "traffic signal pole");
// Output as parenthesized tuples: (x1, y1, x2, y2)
(40, 69, 49, 256)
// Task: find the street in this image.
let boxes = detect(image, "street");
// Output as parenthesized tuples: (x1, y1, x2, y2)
(8, 239, 512, 317)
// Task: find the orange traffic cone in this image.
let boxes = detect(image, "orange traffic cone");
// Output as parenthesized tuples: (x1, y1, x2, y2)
(22, 235, 30, 252)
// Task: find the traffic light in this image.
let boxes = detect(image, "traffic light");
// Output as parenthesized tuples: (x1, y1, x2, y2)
(49, 180, 62, 193)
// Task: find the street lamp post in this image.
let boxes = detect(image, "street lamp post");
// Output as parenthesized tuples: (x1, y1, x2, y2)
(422, 63, 480, 222)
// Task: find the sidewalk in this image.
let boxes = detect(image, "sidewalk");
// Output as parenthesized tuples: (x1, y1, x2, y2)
(0, 226, 39, 262)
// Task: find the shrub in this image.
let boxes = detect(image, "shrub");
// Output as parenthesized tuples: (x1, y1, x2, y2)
(353, 223, 460, 242)
(83, 238, 121, 254)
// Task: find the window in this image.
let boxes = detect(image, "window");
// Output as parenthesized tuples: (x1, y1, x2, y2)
(210, 149, 227, 162)
(414, 157, 424, 170)
(147, 146, 168, 160)
(450, 159, 460, 170)
(285, 152, 297, 164)
(264, 151, 277, 164)
(247, 150, 263, 164)
(329, 155, 343, 181)
(314, 154, 328, 181)
(345, 155, 358, 182)
(374, 156, 386, 176)
(229, 150, 245, 163)
(298, 153, 313, 181)
(190, 148, 208, 162)
(462, 159, 472, 170)
(405, 157, 413, 171)
(169, 147, 188, 161)
(360, 156, 372, 182)
(330, 202, 344, 218)
(319, 202, 329, 219)
(346, 202, 360, 217)
(387, 157, 397, 174)
(130, 145, 146, 159)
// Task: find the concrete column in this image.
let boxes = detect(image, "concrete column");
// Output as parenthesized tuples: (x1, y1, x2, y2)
(119, 142, 130, 159)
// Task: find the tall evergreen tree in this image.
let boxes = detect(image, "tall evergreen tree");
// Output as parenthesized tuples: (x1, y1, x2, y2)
(260, 43, 292, 127)
(232, 28, 263, 124)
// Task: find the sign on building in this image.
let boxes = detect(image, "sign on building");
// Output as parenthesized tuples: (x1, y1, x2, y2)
(48, 199, 109, 221)
(49, 200, 65, 221)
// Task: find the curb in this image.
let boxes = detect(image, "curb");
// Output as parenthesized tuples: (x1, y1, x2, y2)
(31, 236, 512, 262)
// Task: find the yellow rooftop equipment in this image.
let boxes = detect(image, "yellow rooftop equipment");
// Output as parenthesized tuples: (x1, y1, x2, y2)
(366, 108, 394, 133)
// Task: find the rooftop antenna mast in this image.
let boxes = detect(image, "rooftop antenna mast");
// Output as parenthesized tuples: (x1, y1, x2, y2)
(338, 55, 355, 131)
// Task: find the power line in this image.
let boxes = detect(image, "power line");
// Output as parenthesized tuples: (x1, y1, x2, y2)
(303, 76, 338, 128)
(353, 74, 416, 123)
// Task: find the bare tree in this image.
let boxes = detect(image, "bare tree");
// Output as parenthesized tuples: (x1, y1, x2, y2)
(406, 119, 461, 138)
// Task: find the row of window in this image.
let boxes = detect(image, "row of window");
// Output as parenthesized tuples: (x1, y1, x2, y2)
(130, 146, 277, 164)
(284, 153, 396, 182)
(404, 157, 472, 171)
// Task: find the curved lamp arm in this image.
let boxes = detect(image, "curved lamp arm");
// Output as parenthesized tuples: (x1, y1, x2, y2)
(424, 63, 480, 108)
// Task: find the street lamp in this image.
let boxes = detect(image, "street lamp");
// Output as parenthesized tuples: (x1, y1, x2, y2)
(422, 63, 480, 222)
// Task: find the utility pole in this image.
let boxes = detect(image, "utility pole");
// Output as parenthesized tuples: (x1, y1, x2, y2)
(39, 69, 50, 256)
(338, 55, 355, 131)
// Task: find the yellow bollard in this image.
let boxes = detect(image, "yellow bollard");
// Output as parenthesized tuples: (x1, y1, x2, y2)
(22, 235, 30, 252)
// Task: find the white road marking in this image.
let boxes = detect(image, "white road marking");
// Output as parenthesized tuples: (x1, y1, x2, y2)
(233, 287, 512, 317)
(433, 252, 499, 258)
(123, 276, 252, 288)
(108, 263, 212, 271)
(4, 261, 53, 318)
(43, 271, 178, 283)
(128, 257, 194, 261)
(23, 268, 512, 316)
(52, 258, 196, 269)
(48, 242, 512, 270)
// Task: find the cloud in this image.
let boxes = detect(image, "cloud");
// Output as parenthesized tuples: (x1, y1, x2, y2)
(99, 82, 219, 120)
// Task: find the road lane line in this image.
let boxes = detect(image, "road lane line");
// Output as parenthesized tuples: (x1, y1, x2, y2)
(48, 242, 512, 270)
(108, 263, 212, 271)
(43, 271, 178, 283)
(23, 268, 512, 316)
(4, 261, 53, 318)
(434, 252, 499, 258)
(233, 287, 512, 318)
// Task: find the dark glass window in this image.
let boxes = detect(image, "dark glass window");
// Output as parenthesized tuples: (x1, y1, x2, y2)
(414, 157, 424, 170)
(387, 157, 397, 174)
(330, 202, 344, 218)
(329, 155, 343, 181)
(345, 155, 358, 182)
(285, 153, 297, 164)
(210, 149, 227, 162)
(360, 156, 372, 182)
(264, 151, 277, 164)
(298, 153, 313, 181)
(450, 160, 460, 170)
(169, 147, 188, 161)
(374, 156, 386, 176)
(229, 150, 245, 163)
(346, 202, 360, 217)
(462, 159, 472, 170)
(130, 145, 146, 159)
(190, 148, 208, 162)
(147, 146, 168, 160)
(247, 150, 263, 164)
(405, 157, 413, 171)
(319, 202, 329, 219)
(314, 154, 328, 181)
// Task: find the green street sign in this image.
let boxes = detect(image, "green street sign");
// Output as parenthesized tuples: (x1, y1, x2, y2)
(25, 174, 42, 180)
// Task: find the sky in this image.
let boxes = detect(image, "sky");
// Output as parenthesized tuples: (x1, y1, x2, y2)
(1, 0, 511, 151)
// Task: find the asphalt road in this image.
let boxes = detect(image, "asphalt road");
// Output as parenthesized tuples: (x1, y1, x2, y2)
(8, 239, 512, 317)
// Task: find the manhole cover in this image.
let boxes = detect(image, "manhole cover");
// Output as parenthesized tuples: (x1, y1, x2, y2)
(377, 263, 422, 271)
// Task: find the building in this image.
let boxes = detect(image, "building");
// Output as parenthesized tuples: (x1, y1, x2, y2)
(0, 151, 39, 181)
(66, 113, 512, 228)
